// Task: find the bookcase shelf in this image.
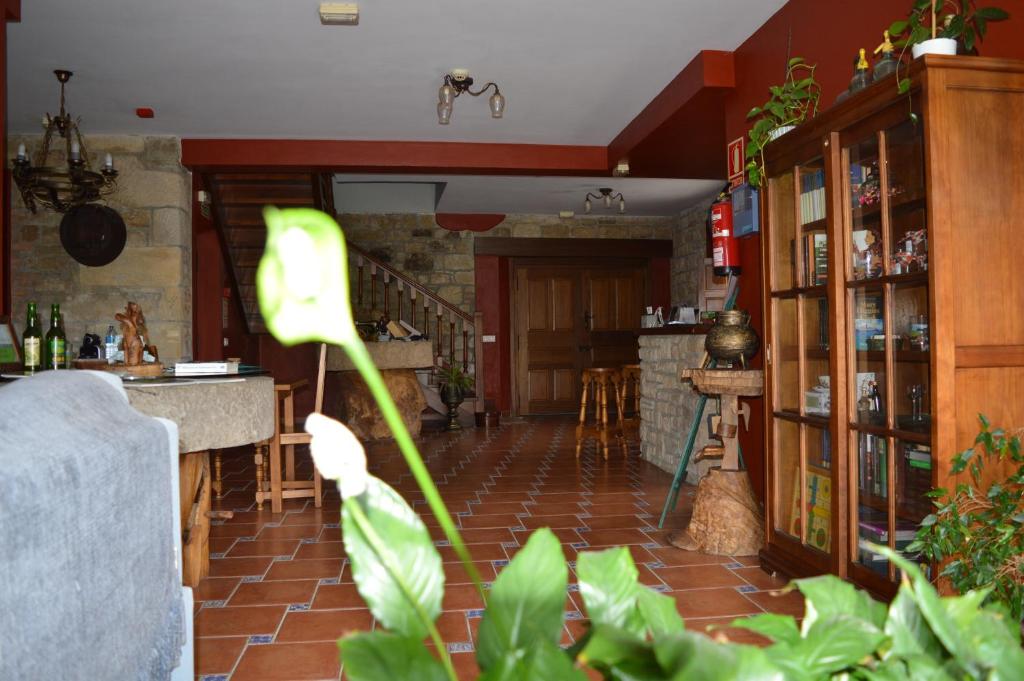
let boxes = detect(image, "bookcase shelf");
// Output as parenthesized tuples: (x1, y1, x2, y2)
(758, 56, 1024, 600)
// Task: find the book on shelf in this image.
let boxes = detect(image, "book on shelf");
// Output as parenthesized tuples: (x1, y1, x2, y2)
(854, 292, 884, 350)
(858, 505, 918, 543)
(174, 360, 240, 375)
(789, 468, 832, 552)
(799, 168, 826, 225)
(904, 443, 932, 471)
(858, 433, 888, 497)
(802, 233, 829, 286)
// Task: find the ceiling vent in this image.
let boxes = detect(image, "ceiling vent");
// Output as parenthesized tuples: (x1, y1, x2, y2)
(319, 3, 359, 25)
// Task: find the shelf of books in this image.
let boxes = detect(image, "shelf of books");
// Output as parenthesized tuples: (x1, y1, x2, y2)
(769, 156, 835, 562)
(844, 116, 931, 583)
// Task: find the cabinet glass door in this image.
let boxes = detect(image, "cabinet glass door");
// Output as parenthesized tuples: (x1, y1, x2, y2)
(845, 115, 931, 582)
(768, 158, 833, 557)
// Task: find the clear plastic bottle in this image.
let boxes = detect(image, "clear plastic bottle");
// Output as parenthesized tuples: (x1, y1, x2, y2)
(105, 325, 117, 363)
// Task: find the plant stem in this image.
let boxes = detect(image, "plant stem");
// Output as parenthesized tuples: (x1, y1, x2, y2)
(342, 338, 489, 602)
(346, 499, 458, 681)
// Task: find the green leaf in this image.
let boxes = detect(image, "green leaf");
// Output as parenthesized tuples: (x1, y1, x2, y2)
(339, 631, 448, 681)
(883, 584, 943, 660)
(791, 615, 887, 677)
(653, 631, 782, 680)
(577, 547, 641, 631)
(964, 27, 977, 52)
(746, 106, 763, 119)
(898, 78, 912, 94)
(788, 57, 805, 67)
(342, 477, 444, 639)
(943, 14, 965, 39)
(794, 574, 887, 633)
(479, 639, 587, 681)
(577, 625, 658, 676)
(729, 613, 800, 646)
(635, 587, 683, 637)
(889, 19, 910, 35)
(476, 528, 567, 671)
(976, 7, 1009, 21)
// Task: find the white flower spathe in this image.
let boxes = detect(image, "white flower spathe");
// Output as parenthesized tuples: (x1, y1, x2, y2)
(305, 412, 368, 499)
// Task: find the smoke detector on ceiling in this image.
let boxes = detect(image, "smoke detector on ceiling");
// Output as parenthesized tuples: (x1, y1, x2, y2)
(319, 3, 359, 25)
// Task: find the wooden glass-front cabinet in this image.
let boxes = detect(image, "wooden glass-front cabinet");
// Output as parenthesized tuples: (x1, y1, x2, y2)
(758, 56, 1024, 597)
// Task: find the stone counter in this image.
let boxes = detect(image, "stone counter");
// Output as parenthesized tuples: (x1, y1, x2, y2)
(638, 333, 710, 483)
(327, 340, 434, 371)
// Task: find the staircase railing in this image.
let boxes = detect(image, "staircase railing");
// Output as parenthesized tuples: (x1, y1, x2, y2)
(312, 174, 485, 415)
(346, 242, 485, 414)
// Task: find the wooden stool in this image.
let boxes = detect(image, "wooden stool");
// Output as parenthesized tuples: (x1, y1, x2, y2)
(575, 367, 625, 459)
(619, 364, 641, 430)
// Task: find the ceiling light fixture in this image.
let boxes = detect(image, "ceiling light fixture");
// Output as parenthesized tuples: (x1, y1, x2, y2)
(11, 70, 118, 214)
(319, 2, 359, 25)
(437, 69, 505, 125)
(584, 187, 626, 214)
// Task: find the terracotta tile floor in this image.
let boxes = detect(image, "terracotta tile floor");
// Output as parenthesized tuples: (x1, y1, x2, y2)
(194, 417, 793, 680)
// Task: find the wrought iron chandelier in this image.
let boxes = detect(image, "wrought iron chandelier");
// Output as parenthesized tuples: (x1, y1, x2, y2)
(584, 187, 626, 214)
(11, 70, 118, 214)
(437, 69, 505, 125)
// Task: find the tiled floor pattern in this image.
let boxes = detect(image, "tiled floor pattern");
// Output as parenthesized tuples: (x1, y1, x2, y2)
(195, 417, 798, 680)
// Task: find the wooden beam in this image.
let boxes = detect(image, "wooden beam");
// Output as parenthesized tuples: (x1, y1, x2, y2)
(474, 237, 672, 259)
(181, 139, 608, 176)
(607, 50, 735, 176)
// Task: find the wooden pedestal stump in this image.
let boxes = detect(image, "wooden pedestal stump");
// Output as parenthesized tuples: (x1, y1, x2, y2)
(668, 469, 764, 555)
(668, 368, 765, 556)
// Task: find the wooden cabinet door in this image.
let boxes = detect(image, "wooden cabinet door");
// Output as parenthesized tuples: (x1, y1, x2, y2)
(514, 266, 584, 414)
(583, 267, 644, 368)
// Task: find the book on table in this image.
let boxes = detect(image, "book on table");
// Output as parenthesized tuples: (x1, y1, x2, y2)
(174, 360, 240, 375)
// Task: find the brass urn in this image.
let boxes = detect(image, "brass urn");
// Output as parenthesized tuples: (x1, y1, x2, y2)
(705, 310, 760, 368)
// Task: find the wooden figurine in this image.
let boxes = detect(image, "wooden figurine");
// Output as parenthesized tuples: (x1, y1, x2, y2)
(115, 301, 145, 366)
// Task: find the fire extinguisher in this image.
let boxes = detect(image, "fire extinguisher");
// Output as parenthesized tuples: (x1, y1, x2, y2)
(710, 193, 741, 277)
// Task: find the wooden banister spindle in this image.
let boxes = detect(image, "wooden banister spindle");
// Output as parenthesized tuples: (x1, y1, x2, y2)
(410, 288, 417, 328)
(372, 264, 379, 308)
(397, 281, 404, 323)
(449, 310, 456, 365)
(435, 302, 443, 359)
(424, 297, 431, 341)
(462, 322, 469, 372)
(356, 255, 364, 306)
(383, 271, 391, 318)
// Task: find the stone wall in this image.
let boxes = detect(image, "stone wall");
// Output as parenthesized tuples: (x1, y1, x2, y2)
(9, 135, 192, 361)
(671, 201, 712, 307)
(638, 333, 711, 481)
(338, 212, 681, 318)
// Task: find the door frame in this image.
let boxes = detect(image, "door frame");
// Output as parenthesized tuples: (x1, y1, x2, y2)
(509, 255, 649, 416)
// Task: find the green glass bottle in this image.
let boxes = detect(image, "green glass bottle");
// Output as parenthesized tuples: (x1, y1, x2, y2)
(22, 302, 42, 373)
(45, 303, 66, 370)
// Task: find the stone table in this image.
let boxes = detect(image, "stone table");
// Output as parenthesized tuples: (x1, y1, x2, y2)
(325, 341, 433, 440)
(126, 376, 274, 585)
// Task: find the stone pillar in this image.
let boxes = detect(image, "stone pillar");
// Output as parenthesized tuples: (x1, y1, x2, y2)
(9, 135, 192, 362)
(638, 333, 711, 482)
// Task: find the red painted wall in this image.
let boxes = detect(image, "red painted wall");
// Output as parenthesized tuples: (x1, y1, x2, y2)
(1, 2, 20, 316)
(722, 0, 1024, 502)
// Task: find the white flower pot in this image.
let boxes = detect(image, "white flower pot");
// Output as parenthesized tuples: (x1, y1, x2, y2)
(768, 125, 796, 142)
(912, 38, 957, 59)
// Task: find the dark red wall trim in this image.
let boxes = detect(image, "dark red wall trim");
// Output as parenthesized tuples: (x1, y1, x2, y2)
(181, 139, 609, 176)
(0, 1, 20, 316)
(475, 237, 673, 258)
(435, 213, 505, 232)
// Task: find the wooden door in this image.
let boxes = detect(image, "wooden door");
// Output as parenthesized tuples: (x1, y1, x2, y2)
(514, 266, 584, 415)
(584, 267, 644, 368)
(514, 262, 646, 415)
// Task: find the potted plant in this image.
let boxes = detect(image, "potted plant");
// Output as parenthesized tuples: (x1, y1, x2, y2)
(256, 207, 1024, 680)
(744, 57, 821, 186)
(438, 363, 473, 431)
(890, 1, 1009, 59)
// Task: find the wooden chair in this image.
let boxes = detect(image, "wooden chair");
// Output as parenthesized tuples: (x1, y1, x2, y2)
(575, 367, 625, 459)
(255, 343, 327, 513)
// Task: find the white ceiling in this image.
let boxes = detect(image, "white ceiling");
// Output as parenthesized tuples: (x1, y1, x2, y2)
(333, 174, 724, 215)
(6, 0, 785, 145)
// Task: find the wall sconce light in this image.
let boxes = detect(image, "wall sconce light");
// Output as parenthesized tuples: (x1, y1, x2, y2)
(437, 69, 505, 125)
(584, 187, 626, 214)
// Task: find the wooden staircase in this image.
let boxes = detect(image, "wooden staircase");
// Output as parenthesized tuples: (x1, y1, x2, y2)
(203, 171, 485, 415)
